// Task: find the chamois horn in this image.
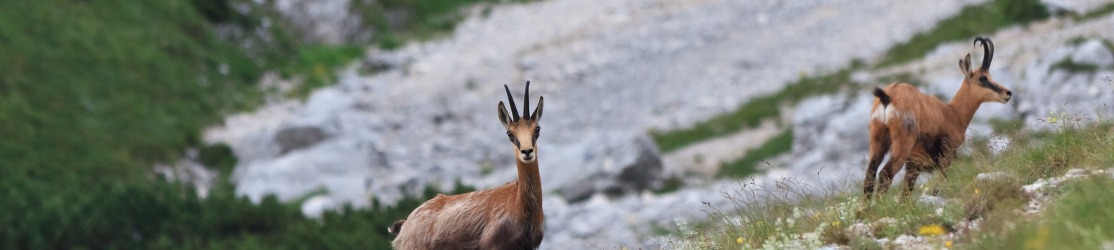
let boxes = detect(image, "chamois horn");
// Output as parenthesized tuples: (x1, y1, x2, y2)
(504, 84, 520, 121)
(523, 81, 531, 120)
(974, 37, 994, 71)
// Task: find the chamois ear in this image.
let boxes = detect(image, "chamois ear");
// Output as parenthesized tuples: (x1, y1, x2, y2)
(531, 96, 544, 122)
(959, 53, 972, 77)
(498, 102, 513, 130)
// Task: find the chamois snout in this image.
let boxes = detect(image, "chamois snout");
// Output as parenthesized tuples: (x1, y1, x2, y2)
(520, 148, 535, 162)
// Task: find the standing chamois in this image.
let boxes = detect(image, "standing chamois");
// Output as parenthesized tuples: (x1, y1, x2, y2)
(389, 82, 545, 250)
(864, 37, 1012, 199)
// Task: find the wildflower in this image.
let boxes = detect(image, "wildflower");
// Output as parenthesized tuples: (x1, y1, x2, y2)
(946, 240, 953, 247)
(918, 224, 945, 236)
(737, 238, 743, 243)
(832, 221, 840, 227)
(1025, 226, 1050, 249)
(975, 189, 979, 195)
(814, 213, 820, 219)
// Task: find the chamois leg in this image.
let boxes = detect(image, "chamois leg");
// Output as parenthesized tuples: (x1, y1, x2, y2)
(876, 136, 914, 196)
(903, 164, 921, 197)
(864, 129, 891, 199)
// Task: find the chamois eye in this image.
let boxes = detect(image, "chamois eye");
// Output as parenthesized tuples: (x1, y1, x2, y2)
(506, 131, 514, 142)
(978, 76, 987, 82)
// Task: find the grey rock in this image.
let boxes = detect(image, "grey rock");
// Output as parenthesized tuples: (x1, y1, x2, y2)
(276, 126, 329, 154)
(1065, 168, 1089, 178)
(272, 0, 370, 44)
(976, 172, 1011, 182)
(301, 195, 338, 218)
(918, 194, 948, 208)
(1071, 39, 1114, 68)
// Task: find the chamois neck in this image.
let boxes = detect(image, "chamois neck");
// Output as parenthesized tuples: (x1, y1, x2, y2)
(515, 159, 544, 223)
(948, 83, 982, 129)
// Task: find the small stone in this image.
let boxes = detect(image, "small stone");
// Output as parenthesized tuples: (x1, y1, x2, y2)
(918, 195, 948, 208)
(976, 172, 1011, 182)
(846, 223, 872, 237)
(301, 195, 337, 219)
(1065, 168, 1088, 178)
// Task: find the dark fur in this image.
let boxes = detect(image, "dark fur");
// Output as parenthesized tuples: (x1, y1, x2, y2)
(388, 220, 405, 235)
(873, 87, 891, 107)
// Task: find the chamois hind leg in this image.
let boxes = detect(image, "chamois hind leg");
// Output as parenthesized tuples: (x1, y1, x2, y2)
(864, 126, 892, 199)
(903, 163, 922, 197)
(876, 134, 915, 196)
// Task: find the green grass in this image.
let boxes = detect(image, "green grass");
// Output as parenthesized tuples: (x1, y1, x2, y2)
(0, 0, 510, 248)
(875, 0, 1049, 68)
(962, 177, 1114, 249)
(718, 128, 794, 178)
(672, 118, 1114, 249)
(0, 0, 263, 186)
(352, 0, 538, 50)
(651, 63, 861, 152)
(1074, 2, 1114, 21)
(1050, 57, 1101, 73)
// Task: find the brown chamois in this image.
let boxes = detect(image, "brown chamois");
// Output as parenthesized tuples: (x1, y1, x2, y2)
(389, 82, 545, 250)
(863, 37, 1012, 199)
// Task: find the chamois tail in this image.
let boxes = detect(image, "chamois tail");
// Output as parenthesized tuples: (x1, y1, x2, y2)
(873, 87, 891, 107)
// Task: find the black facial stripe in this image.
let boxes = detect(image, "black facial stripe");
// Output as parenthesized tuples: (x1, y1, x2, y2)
(979, 78, 1004, 93)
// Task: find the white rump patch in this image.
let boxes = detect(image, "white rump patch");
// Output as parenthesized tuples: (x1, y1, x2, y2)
(871, 105, 910, 126)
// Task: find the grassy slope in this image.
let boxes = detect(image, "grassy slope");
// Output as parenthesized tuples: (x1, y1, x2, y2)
(651, 0, 1049, 154)
(650, 64, 861, 153)
(875, 0, 1048, 68)
(0, 0, 512, 248)
(674, 120, 1114, 249)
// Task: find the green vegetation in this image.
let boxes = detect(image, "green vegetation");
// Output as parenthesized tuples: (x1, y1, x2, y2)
(876, 0, 1049, 68)
(718, 128, 794, 178)
(353, 0, 538, 50)
(964, 177, 1114, 249)
(0, 0, 263, 187)
(0, 0, 515, 248)
(672, 117, 1114, 249)
(651, 63, 861, 152)
(1073, 2, 1114, 21)
(1050, 57, 1100, 73)
(0, 179, 474, 249)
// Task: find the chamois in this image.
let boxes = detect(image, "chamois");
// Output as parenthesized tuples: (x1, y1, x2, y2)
(389, 82, 545, 250)
(863, 37, 1012, 199)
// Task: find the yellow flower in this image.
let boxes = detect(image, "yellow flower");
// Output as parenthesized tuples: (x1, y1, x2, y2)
(975, 189, 980, 195)
(1025, 227, 1050, 250)
(832, 221, 840, 227)
(737, 238, 743, 243)
(946, 240, 953, 247)
(918, 224, 945, 236)
(814, 213, 820, 219)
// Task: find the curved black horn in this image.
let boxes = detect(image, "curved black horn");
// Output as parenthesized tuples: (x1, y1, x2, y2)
(974, 37, 994, 70)
(504, 84, 520, 121)
(523, 81, 531, 119)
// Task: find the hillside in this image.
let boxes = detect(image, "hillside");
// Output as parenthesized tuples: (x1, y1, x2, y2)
(3, 0, 1113, 249)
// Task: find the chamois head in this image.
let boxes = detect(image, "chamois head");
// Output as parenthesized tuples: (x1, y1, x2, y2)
(498, 81, 544, 164)
(958, 37, 1012, 104)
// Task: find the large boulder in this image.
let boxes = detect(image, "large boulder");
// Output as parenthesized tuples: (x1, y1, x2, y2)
(272, 0, 370, 44)
(1070, 39, 1114, 68)
(544, 132, 665, 202)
